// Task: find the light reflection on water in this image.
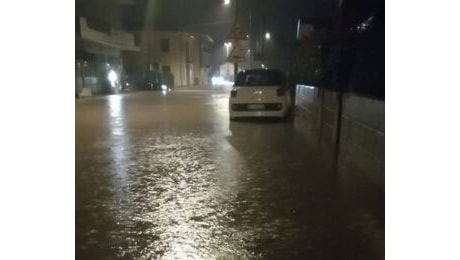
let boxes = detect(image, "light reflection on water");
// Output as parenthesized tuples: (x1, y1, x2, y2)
(107, 95, 127, 179)
(103, 93, 257, 259)
(107, 94, 135, 229)
(120, 133, 256, 259)
(107, 94, 127, 176)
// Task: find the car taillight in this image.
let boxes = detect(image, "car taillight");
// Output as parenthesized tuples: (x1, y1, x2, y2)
(231, 90, 237, 98)
(276, 88, 286, 96)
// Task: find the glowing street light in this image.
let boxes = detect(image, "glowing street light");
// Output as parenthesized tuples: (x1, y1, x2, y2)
(108, 70, 118, 88)
(224, 42, 232, 57)
(224, 0, 230, 5)
(265, 32, 271, 40)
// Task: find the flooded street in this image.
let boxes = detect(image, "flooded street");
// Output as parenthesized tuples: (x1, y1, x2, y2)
(76, 88, 384, 259)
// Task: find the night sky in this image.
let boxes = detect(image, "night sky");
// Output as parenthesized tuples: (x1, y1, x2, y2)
(120, 0, 337, 44)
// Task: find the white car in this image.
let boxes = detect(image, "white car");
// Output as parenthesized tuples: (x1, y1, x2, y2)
(229, 69, 292, 120)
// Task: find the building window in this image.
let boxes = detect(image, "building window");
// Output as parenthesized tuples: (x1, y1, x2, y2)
(162, 65, 171, 73)
(160, 39, 170, 52)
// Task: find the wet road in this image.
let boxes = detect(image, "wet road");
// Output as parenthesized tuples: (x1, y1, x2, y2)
(76, 88, 384, 259)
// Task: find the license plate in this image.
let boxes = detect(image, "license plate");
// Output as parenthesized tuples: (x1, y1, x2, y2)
(248, 104, 264, 110)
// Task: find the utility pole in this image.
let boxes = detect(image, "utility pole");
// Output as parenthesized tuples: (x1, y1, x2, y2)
(179, 0, 185, 87)
(249, 2, 253, 69)
(233, 0, 238, 80)
(255, 7, 265, 68)
(333, 0, 345, 170)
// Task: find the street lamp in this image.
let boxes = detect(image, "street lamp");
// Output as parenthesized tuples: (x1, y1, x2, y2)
(265, 32, 271, 40)
(224, 0, 230, 5)
(224, 42, 232, 57)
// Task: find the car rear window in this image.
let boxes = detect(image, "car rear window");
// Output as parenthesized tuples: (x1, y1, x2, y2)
(235, 70, 286, 86)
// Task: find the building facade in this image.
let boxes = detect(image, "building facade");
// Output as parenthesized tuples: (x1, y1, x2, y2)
(76, 17, 140, 95)
(75, 0, 140, 96)
(135, 31, 213, 88)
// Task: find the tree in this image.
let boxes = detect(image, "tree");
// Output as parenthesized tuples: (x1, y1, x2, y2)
(290, 30, 327, 87)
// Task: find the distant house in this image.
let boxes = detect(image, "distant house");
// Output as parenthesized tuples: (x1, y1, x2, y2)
(124, 31, 213, 87)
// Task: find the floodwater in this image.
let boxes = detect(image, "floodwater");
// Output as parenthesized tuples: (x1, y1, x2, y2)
(76, 88, 384, 259)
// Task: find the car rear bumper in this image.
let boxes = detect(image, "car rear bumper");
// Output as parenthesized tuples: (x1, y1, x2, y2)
(230, 110, 287, 118)
(229, 103, 288, 118)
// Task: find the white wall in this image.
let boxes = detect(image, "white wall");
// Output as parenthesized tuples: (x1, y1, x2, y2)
(141, 31, 211, 87)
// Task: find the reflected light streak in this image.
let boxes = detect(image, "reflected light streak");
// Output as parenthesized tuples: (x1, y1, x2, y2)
(107, 95, 127, 175)
(109, 95, 122, 118)
(108, 95, 129, 182)
(107, 95, 134, 232)
(211, 76, 234, 86)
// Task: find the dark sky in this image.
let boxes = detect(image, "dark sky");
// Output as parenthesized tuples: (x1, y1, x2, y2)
(121, 0, 338, 44)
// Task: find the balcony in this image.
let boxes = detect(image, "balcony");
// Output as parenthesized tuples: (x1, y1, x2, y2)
(78, 17, 139, 51)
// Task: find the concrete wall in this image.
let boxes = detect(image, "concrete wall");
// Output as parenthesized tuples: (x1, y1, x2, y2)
(321, 90, 340, 145)
(340, 95, 385, 185)
(294, 85, 322, 139)
(295, 85, 385, 187)
(295, 85, 341, 145)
